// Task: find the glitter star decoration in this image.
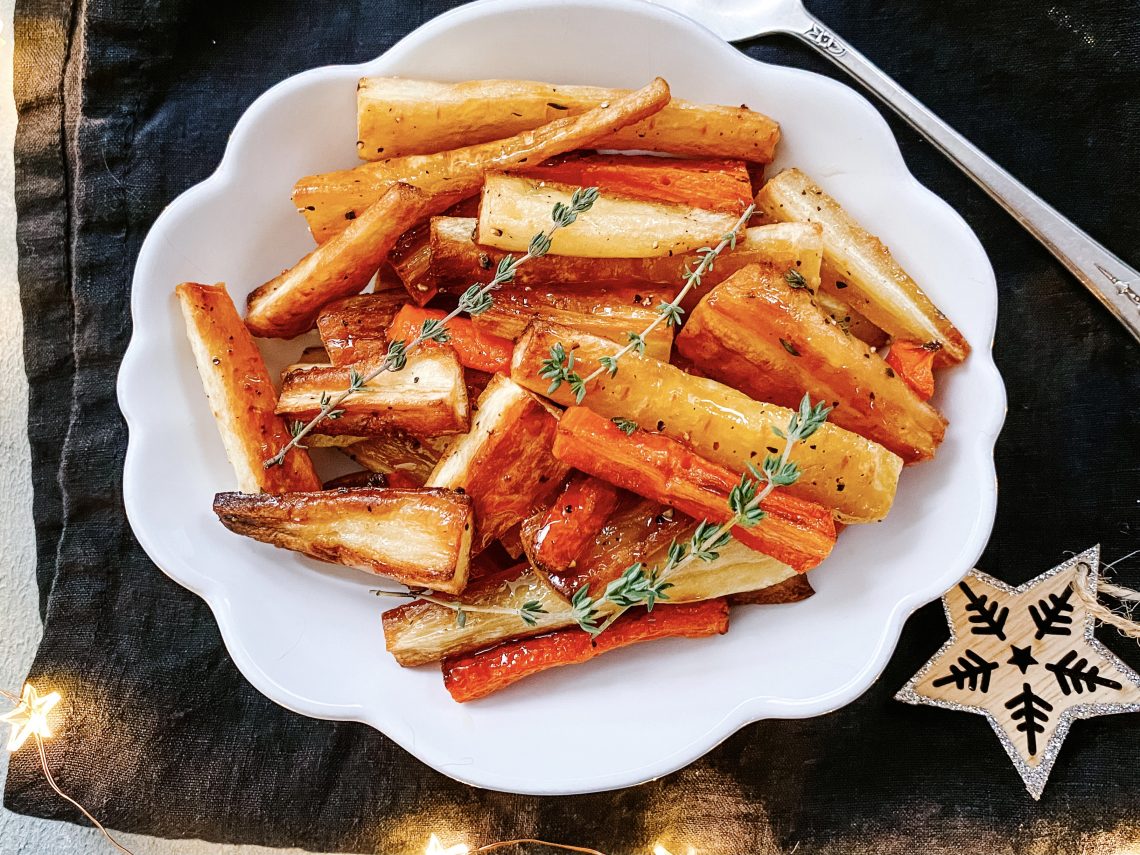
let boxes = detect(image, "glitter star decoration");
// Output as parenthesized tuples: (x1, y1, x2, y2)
(1, 683, 62, 752)
(897, 546, 1140, 799)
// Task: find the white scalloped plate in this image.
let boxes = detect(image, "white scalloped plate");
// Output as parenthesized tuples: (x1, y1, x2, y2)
(119, 0, 1006, 795)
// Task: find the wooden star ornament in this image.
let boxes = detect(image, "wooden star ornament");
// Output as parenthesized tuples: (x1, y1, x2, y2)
(896, 546, 1140, 799)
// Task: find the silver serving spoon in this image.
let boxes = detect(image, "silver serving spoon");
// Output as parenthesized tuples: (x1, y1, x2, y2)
(647, 0, 1140, 344)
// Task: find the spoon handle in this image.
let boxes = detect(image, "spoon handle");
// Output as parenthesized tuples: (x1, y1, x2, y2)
(789, 13, 1140, 344)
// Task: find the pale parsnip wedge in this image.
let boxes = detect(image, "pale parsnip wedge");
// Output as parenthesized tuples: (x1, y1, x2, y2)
(276, 349, 468, 438)
(175, 282, 320, 494)
(214, 487, 473, 593)
(294, 78, 672, 242)
(382, 539, 794, 666)
(315, 291, 408, 366)
(356, 78, 779, 163)
(754, 168, 968, 363)
(432, 217, 841, 314)
(677, 264, 946, 462)
(246, 183, 431, 339)
(511, 321, 902, 523)
(342, 431, 452, 484)
(426, 375, 569, 553)
(477, 173, 740, 258)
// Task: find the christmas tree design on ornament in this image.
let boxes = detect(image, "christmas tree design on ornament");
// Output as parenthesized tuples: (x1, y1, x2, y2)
(897, 546, 1140, 798)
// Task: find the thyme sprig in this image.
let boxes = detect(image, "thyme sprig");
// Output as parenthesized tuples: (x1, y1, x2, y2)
(575, 393, 830, 636)
(542, 203, 755, 402)
(371, 395, 832, 638)
(263, 186, 600, 468)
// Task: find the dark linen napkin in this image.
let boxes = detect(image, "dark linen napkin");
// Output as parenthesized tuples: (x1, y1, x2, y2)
(7, 0, 1140, 851)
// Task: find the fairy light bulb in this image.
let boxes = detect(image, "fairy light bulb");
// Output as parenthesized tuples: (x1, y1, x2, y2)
(425, 833, 470, 855)
(1, 684, 61, 751)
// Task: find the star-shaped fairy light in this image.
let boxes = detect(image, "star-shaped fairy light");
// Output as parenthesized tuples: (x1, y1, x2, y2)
(897, 546, 1140, 798)
(1, 683, 61, 752)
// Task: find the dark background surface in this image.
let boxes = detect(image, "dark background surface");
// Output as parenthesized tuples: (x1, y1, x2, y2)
(7, 1, 1140, 852)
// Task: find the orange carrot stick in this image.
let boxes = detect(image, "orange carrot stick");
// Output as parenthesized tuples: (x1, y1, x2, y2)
(387, 304, 513, 375)
(442, 599, 729, 702)
(885, 339, 941, 401)
(518, 153, 753, 215)
(552, 407, 835, 572)
(530, 473, 622, 572)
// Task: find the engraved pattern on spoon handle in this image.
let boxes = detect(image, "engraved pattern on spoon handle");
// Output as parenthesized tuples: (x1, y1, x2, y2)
(791, 15, 1140, 343)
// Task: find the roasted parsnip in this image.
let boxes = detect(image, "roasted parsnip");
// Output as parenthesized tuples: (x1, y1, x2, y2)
(175, 282, 320, 494)
(316, 291, 407, 366)
(511, 321, 903, 523)
(731, 574, 814, 605)
(426, 375, 569, 552)
(342, 431, 452, 484)
(246, 183, 432, 339)
(294, 78, 673, 242)
(382, 539, 797, 666)
(214, 487, 474, 593)
(754, 169, 968, 363)
(356, 78, 779, 163)
(477, 173, 741, 258)
(389, 194, 481, 305)
(676, 264, 947, 462)
(276, 348, 469, 437)
(383, 564, 569, 666)
(433, 217, 828, 312)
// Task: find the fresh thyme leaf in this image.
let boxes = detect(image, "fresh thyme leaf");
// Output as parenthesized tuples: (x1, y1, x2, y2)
(348, 367, 367, 392)
(454, 605, 467, 629)
(528, 231, 553, 258)
(495, 254, 517, 285)
(420, 317, 451, 344)
(627, 332, 646, 354)
(611, 417, 638, 436)
(519, 600, 547, 627)
(568, 373, 587, 404)
(287, 420, 308, 449)
(658, 301, 685, 327)
(458, 284, 494, 315)
(571, 584, 600, 635)
(784, 268, 808, 289)
(385, 339, 408, 371)
(598, 355, 620, 378)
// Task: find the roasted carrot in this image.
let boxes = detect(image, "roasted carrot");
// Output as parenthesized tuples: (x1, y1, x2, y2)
(387, 304, 513, 375)
(441, 599, 729, 702)
(885, 339, 941, 401)
(529, 473, 622, 573)
(552, 407, 835, 572)
(518, 153, 753, 215)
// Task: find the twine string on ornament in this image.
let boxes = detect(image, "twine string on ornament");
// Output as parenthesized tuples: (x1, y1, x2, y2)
(1073, 549, 1140, 640)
